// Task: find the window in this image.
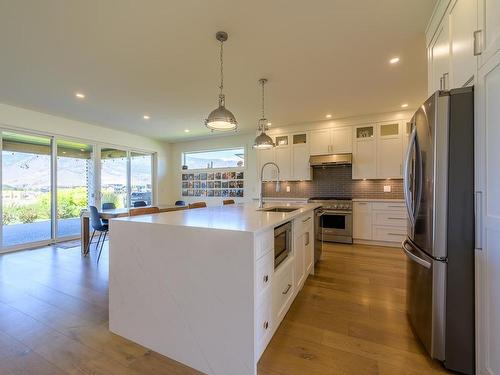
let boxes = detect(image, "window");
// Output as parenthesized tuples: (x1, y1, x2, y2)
(182, 147, 245, 170)
(130, 152, 153, 206)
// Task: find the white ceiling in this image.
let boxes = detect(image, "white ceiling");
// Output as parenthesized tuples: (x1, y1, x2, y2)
(0, 0, 436, 142)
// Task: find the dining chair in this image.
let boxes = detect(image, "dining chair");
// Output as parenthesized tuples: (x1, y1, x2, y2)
(223, 199, 235, 205)
(175, 200, 186, 206)
(129, 206, 160, 216)
(133, 200, 147, 207)
(87, 206, 109, 264)
(101, 202, 116, 224)
(188, 202, 207, 209)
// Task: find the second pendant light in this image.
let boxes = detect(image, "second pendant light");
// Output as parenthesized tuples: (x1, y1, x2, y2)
(253, 78, 275, 149)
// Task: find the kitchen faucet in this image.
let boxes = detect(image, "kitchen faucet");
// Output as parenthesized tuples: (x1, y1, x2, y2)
(259, 162, 280, 208)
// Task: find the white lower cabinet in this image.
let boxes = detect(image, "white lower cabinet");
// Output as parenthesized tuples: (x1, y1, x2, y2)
(272, 257, 294, 325)
(353, 202, 372, 240)
(353, 201, 406, 246)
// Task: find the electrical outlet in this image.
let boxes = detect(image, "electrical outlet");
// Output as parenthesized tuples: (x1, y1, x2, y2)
(286, 185, 291, 193)
(383, 185, 391, 193)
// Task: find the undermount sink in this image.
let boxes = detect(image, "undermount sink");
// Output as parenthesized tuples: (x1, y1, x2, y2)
(259, 207, 299, 213)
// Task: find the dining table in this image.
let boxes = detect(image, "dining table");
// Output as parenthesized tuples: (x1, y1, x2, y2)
(80, 205, 188, 254)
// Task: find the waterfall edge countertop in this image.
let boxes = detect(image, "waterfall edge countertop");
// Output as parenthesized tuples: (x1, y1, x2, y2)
(112, 202, 322, 233)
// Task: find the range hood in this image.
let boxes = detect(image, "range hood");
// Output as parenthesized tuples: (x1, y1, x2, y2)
(309, 153, 352, 167)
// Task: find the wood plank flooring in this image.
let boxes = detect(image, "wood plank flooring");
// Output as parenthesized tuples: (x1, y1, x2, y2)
(0, 241, 451, 374)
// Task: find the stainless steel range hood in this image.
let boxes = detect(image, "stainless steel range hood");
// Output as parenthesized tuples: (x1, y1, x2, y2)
(309, 153, 352, 167)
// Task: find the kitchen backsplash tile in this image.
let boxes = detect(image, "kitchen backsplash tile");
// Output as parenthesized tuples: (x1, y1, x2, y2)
(263, 166, 403, 199)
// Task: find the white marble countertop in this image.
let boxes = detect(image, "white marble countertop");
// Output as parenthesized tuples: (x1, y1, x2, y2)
(352, 198, 404, 202)
(113, 202, 321, 233)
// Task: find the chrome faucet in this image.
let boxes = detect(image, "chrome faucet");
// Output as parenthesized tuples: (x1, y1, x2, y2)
(259, 162, 280, 208)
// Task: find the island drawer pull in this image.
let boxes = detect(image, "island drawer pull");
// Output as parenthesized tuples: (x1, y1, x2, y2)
(263, 275, 269, 283)
(282, 284, 292, 295)
(388, 217, 405, 220)
(302, 217, 312, 223)
(263, 321, 269, 330)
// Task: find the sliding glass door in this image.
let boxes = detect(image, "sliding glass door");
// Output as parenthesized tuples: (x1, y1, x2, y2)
(56, 140, 94, 238)
(0, 129, 156, 251)
(100, 147, 128, 209)
(1, 131, 52, 248)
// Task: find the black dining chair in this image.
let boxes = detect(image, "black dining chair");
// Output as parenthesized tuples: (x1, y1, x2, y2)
(175, 200, 186, 206)
(87, 206, 109, 264)
(133, 200, 147, 207)
(101, 202, 115, 224)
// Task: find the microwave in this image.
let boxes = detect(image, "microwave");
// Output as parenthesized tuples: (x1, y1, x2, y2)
(274, 221, 292, 269)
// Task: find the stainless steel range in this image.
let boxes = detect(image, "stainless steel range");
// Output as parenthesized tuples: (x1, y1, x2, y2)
(309, 197, 353, 245)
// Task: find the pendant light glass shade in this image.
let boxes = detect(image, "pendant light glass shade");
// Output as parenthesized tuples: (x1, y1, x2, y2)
(205, 31, 238, 132)
(253, 78, 275, 149)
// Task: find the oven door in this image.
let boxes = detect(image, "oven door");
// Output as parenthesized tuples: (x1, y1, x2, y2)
(320, 210, 352, 243)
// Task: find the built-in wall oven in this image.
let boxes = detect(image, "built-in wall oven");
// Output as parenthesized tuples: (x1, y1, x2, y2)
(274, 221, 292, 269)
(309, 198, 353, 244)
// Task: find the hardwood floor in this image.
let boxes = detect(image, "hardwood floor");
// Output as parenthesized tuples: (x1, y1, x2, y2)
(0, 241, 450, 374)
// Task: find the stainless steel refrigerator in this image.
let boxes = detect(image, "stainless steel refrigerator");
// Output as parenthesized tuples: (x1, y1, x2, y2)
(402, 87, 475, 374)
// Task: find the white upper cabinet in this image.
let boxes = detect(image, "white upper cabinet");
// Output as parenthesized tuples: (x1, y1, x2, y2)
(478, 0, 500, 66)
(331, 127, 352, 154)
(257, 132, 310, 181)
(352, 125, 377, 179)
(275, 147, 292, 181)
(377, 122, 403, 179)
(310, 127, 352, 155)
(258, 147, 276, 181)
(309, 129, 331, 155)
(449, 0, 477, 87)
(429, 15, 451, 94)
(291, 133, 311, 181)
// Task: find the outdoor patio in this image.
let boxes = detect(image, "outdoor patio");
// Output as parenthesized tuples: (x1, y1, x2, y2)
(2, 218, 80, 247)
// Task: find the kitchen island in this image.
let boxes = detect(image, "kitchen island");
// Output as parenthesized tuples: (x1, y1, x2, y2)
(109, 203, 320, 375)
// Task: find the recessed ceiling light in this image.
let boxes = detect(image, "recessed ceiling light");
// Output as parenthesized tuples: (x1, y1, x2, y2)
(143, 115, 150, 120)
(184, 129, 190, 133)
(75, 92, 85, 99)
(401, 103, 409, 108)
(326, 114, 332, 119)
(390, 57, 400, 64)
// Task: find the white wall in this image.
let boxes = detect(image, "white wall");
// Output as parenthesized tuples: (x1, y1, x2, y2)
(167, 109, 415, 204)
(0, 103, 172, 204)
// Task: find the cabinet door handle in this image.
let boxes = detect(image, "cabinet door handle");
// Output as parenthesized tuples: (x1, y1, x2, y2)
(388, 217, 405, 220)
(263, 275, 269, 283)
(443, 73, 449, 90)
(440, 76, 444, 90)
(263, 321, 269, 330)
(282, 284, 292, 295)
(305, 232, 310, 246)
(474, 30, 483, 56)
(475, 191, 483, 250)
(302, 217, 311, 223)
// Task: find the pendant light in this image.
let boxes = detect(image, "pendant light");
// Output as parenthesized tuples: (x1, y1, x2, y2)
(205, 31, 238, 131)
(253, 78, 275, 149)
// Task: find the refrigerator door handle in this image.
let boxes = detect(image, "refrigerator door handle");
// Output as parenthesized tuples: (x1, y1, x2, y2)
(403, 126, 417, 226)
(403, 239, 431, 269)
(475, 191, 483, 250)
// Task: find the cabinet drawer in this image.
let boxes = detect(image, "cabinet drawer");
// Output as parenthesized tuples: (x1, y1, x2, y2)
(256, 251, 273, 296)
(372, 225, 406, 243)
(372, 211, 407, 227)
(256, 287, 272, 358)
(372, 202, 406, 211)
(272, 258, 294, 324)
(295, 213, 313, 234)
(256, 230, 274, 259)
(353, 201, 372, 212)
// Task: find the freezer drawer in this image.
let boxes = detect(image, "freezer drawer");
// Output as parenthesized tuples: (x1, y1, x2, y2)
(403, 238, 446, 361)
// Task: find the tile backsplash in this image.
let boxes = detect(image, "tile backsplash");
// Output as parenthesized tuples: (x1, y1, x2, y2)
(263, 166, 403, 199)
